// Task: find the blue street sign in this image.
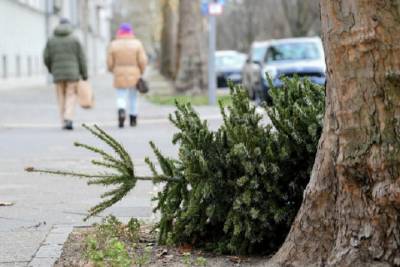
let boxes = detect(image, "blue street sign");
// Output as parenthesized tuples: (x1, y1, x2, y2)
(201, 0, 225, 16)
(201, 2, 209, 15)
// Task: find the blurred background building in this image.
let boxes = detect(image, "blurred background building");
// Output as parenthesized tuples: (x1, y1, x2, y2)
(0, 0, 322, 94)
(0, 0, 113, 89)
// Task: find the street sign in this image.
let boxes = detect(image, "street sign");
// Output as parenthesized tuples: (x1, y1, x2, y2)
(208, 2, 223, 16)
(201, 0, 225, 16)
(201, 2, 209, 16)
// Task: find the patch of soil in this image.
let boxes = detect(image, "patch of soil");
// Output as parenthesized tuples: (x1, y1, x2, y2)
(54, 226, 271, 267)
(54, 227, 91, 267)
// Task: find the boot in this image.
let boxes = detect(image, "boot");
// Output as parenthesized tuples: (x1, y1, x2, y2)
(130, 115, 137, 127)
(63, 120, 73, 130)
(118, 109, 126, 128)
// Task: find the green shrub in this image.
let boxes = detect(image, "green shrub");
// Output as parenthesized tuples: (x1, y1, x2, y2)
(85, 237, 131, 267)
(147, 78, 325, 254)
(84, 216, 151, 267)
(85, 216, 138, 267)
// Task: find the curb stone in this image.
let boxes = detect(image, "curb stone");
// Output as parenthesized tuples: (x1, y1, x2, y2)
(28, 225, 73, 267)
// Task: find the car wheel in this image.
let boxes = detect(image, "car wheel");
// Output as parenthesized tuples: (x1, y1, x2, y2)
(250, 87, 256, 100)
(265, 93, 273, 106)
(254, 90, 262, 106)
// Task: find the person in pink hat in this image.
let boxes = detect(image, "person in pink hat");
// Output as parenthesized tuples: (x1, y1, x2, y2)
(107, 23, 148, 128)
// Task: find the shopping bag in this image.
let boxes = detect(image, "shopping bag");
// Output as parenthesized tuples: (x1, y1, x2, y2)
(77, 80, 94, 109)
(137, 78, 149, 94)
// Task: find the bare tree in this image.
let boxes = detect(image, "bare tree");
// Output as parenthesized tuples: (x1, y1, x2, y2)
(217, 0, 271, 52)
(160, 0, 179, 79)
(281, 0, 320, 37)
(270, 1, 400, 266)
(174, 0, 207, 93)
(111, 0, 161, 57)
(216, 0, 321, 53)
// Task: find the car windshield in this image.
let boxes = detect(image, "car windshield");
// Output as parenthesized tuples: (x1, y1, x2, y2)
(216, 54, 246, 68)
(251, 46, 267, 62)
(266, 42, 321, 62)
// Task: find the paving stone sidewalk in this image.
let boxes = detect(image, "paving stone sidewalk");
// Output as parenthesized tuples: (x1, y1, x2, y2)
(0, 67, 222, 266)
(28, 225, 73, 267)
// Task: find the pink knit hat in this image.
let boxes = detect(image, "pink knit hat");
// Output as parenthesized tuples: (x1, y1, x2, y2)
(117, 23, 134, 37)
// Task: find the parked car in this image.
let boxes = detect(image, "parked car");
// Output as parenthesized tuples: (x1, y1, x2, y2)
(242, 37, 326, 101)
(215, 50, 247, 88)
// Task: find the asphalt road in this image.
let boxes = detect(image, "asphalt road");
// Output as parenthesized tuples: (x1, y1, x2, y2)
(0, 73, 222, 266)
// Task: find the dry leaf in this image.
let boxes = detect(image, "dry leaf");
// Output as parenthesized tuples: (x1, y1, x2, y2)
(228, 256, 243, 263)
(178, 243, 193, 254)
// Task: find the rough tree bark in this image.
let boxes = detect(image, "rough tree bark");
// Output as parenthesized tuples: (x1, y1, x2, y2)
(174, 0, 207, 93)
(271, 0, 400, 266)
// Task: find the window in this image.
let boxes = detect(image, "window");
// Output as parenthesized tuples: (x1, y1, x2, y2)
(2, 55, 7, 79)
(16, 55, 21, 77)
(216, 53, 246, 69)
(35, 56, 40, 75)
(251, 46, 268, 63)
(266, 42, 322, 62)
(27, 56, 32, 76)
(70, 0, 80, 26)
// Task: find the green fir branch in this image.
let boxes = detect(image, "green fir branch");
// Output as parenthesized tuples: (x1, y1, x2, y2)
(25, 167, 108, 179)
(26, 124, 180, 220)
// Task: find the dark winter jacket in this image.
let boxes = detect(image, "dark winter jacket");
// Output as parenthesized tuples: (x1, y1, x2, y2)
(43, 24, 88, 82)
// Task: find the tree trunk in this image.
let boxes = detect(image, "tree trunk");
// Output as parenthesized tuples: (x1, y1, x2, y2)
(271, 1, 400, 266)
(175, 0, 207, 93)
(160, 0, 179, 79)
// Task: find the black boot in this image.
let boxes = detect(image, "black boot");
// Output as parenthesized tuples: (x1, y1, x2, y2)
(63, 120, 73, 130)
(129, 115, 137, 127)
(118, 109, 126, 128)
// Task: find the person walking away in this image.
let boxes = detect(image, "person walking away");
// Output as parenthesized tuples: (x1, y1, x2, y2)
(43, 18, 88, 130)
(107, 23, 148, 128)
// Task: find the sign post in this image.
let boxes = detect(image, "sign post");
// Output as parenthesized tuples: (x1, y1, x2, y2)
(208, 12, 217, 105)
(207, 0, 224, 106)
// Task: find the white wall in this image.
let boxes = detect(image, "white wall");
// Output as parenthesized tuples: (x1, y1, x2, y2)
(0, 0, 47, 79)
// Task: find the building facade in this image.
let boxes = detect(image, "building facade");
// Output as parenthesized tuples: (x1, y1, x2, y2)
(0, 0, 112, 89)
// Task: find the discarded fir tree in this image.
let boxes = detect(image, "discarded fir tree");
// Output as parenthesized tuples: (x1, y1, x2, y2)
(27, 78, 324, 255)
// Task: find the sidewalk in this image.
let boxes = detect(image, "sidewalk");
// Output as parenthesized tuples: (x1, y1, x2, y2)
(0, 66, 221, 129)
(0, 67, 222, 266)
